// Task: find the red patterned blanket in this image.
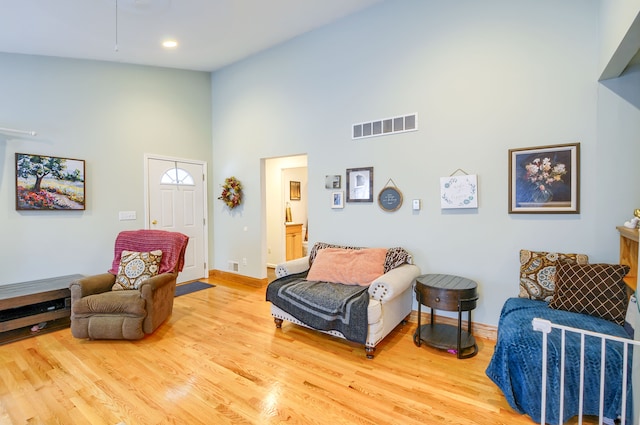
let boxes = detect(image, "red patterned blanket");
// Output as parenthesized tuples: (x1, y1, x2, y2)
(108, 230, 189, 275)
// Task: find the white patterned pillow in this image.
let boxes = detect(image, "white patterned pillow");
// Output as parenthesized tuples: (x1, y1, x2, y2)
(113, 250, 163, 290)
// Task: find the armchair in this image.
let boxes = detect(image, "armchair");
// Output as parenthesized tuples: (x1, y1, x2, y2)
(70, 229, 189, 340)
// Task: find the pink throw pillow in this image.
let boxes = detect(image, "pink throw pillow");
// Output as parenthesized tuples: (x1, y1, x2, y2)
(306, 247, 387, 286)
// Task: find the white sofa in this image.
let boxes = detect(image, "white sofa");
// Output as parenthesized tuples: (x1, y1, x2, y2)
(267, 244, 421, 359)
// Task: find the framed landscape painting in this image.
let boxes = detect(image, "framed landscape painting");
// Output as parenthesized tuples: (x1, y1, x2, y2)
(508, 143, 579, 214)
(16, 153, 86, 210)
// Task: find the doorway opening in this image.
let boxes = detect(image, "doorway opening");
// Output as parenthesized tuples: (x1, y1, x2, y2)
(264, 154, 308, 270)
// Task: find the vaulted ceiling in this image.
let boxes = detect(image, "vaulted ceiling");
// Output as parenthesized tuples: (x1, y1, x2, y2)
(0, 0, 383, 72)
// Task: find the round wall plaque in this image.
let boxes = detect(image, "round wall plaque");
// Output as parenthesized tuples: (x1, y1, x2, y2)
(378, 186, 403, 212)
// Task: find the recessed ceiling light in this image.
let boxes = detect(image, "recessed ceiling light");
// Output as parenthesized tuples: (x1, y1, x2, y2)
(162, 40, 178, 48)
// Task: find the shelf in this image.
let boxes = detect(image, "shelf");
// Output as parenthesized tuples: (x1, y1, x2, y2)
(414, 323, 476, 352)
(0, 317, 70, 346)
(617, 226, 638, 293)
(617, 226, 639, 242)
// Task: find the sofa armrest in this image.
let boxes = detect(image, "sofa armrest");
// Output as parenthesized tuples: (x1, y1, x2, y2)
(70, 273, 115, 300)
(140, 272, 178, 334)
(275, 256, 310, 278)
(138, 272, 176, 295)
(369, 264, 421, 302)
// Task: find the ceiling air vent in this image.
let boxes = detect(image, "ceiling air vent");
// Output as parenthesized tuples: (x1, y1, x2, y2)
(352, 113, 418, 140)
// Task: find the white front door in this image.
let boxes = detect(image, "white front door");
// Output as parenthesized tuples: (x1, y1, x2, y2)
(146, 156, 208, 283)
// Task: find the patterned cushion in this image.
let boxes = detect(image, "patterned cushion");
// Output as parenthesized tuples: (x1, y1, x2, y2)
(113, 250, 163, 291)
(383, 247, 413, 272)
(308, 242, 412, 273)
(549, 262, 630, 326)
(519, 250, 589, 302)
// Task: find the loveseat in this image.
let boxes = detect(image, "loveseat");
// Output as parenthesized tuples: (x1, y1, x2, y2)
(266, 242, 421, 358)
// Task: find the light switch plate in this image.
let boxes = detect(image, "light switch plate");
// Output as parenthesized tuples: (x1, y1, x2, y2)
(412, 199, 421, 210)
(118, 211, 136, 221)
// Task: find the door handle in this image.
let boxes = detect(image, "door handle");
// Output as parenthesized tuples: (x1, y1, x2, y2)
(151, 219, 158, 225)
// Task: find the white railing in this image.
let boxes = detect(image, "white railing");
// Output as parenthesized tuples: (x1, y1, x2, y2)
(532, 317, 639, 425)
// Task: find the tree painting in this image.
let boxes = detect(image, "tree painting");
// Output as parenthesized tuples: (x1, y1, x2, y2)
(16, 153, 85, 210)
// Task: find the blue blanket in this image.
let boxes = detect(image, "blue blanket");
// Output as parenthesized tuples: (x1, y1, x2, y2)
(265, 272, 369, 344)
(486, 298, 633, 424)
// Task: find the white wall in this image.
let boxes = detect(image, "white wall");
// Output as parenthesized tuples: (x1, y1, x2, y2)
(0, 53, 212, 284)
(212, 0, 640, 327)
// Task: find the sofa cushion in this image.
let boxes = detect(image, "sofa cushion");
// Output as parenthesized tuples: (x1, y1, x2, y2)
(306, 247, 387, 286)
(549, 262, 630, 326)
(72, 290, 146, 316)
(113, 250, 163, 291)
(519, 249, 588, 302)
(309, 242, 412, 273)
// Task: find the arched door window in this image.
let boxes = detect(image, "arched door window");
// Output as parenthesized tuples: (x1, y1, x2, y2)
(160, 167, 195, 185)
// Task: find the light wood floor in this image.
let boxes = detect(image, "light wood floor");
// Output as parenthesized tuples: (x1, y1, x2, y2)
(0, 277, 574, 425)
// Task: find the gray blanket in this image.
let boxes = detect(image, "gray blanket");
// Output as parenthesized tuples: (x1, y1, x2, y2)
(265, 272, 369, 344)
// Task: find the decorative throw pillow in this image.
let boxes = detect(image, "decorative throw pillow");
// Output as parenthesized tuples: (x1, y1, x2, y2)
(113, 250, 163, 291)
(383, 247, 412, 272)
(519, 250, 589, 302)
(549, 262, 630, 326)
(306, 247, 387, 286)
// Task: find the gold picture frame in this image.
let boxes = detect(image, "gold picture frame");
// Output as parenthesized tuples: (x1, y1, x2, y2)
(290, 181, 301, 201)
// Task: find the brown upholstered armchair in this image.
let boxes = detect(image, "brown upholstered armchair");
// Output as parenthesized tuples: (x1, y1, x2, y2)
(70, 229, 189, 340)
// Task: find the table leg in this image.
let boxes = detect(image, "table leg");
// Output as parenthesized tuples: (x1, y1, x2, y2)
(414, 289, 422, 347)
(457, 303, 463, 359)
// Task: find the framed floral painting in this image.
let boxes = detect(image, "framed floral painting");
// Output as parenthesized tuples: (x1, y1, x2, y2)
(508, 143, 580, 214)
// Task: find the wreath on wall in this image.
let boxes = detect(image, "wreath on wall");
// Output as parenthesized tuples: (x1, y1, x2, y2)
(218, 176, 243, 209)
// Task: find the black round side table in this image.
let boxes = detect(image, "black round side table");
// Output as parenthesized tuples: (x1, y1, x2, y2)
(413, 274, 479, 359)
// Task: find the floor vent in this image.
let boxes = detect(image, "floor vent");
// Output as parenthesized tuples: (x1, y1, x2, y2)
(352, 113, 418, 140)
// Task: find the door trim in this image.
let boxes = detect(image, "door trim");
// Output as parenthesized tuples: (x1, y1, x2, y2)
(143, 153, 209, 277)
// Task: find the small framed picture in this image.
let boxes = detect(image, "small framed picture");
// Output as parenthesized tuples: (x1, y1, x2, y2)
(346, 167, 373, 202)
(290, 181, 301, 200)
(508, 143, 580, 214)
(325, 175, 341, 189)
(331, 191, 344, 209)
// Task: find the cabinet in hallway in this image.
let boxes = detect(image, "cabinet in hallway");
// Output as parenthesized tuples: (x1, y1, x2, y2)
(286, 223, 303, 261)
